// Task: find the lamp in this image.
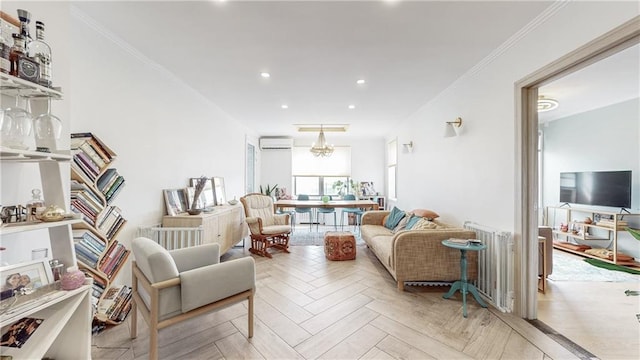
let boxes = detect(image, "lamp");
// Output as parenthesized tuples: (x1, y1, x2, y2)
(402, 141, 414, 153)
(444, 117, 463, 138)
(310, 125, 334, 157)
(537, 96, 559, 112)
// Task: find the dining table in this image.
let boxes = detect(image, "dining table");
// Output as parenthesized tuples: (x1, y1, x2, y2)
(273, 199, 379, 211)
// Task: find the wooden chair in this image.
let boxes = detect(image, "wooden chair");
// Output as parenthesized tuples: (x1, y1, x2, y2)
(240, 193, 291, 258)
(130, 237, 255, 360)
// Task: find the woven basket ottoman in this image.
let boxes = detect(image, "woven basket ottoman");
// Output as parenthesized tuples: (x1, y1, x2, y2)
(324, 231, 356, 260)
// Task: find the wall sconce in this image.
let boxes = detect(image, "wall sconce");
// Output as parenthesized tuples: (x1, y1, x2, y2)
(444, 117, 463, 138)
(402, 141, 414, 153)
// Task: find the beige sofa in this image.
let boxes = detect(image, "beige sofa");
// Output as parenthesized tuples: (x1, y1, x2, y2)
(360, 210, 478, 291)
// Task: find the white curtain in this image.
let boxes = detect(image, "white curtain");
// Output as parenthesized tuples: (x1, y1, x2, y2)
(292, 146, 351, 176)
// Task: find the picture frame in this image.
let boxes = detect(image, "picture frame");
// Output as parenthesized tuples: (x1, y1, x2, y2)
(163, 188, 188, 216)
(213, 177, 226, 205)
(1, 259, 54, 300)
(360, 182, 376, 196)
(189, 177, 215, 208)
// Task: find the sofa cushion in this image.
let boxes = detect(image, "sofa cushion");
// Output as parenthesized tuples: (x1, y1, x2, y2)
(393, 213, 412, 233)
(405, 215, 421, 230)
(384, 206, 406, 230)
(411, 218, 448, 230)
(410, 209, 440, 220)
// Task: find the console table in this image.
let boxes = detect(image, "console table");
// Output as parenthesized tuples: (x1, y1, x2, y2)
(441, 239, 488, 317)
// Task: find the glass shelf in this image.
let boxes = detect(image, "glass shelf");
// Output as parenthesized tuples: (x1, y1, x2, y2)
(0, 73, 62, 99)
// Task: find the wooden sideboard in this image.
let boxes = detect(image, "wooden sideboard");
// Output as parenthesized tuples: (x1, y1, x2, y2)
(162, 204, 247, 254)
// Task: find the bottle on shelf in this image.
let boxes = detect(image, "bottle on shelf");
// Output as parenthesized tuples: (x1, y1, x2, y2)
(26, 21, 51, 87)
(26, 188, 45, 222)
(9, 33, 39, 83)
(16, 9, 32, 42)
(0, 21, 10, 74)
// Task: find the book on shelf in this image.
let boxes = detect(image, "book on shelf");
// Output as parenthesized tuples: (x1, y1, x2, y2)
(73, 229, 107, 253)
(71, 132, 115, 163)
(96, 284, 132, 322)
(97, 168, 118, 192)
(0, 317, 44, 349)
(71, 138, 107, 169)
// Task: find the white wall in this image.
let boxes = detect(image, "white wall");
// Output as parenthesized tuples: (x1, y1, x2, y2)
(387, 2, 639, 232)
(67, 6, 259, 284)
(542, 98, 640, 257)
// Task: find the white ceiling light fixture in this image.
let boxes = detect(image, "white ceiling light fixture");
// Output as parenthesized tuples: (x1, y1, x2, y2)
(310, 125, 334, 157)
(538, 96, 559, 112)
(281, 104, 288, 109)
(348, 104, 355, 109)
(260, 72, 271, 78)
(356, 79, 366, 85)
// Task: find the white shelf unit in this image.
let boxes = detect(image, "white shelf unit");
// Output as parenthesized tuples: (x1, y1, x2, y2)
(545, 205, 640, 264)
(1, 74, 92, 359)
(0, 285, 92, 359)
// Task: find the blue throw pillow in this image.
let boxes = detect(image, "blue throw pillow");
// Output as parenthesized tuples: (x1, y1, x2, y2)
(384, 206, 406, 229)
(405, 215, 421, 230)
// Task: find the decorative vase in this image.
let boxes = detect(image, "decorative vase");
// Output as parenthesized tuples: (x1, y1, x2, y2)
(187, 208, 202, 215)
(322, 195, 330, 203)
(61, 267, 85, 290)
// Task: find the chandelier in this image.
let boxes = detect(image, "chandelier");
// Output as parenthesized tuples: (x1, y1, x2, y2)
(310, 125, 334, 157)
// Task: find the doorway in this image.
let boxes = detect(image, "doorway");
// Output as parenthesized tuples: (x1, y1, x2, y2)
(515, 15, 639, 359)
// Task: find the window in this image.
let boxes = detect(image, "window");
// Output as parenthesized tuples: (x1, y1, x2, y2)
(292, 176, 351, 197)
(291, 146, 352, 197)
(387, 139, 397, 199)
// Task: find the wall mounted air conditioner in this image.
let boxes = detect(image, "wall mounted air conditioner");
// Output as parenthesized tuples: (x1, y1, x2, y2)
(259, 137, 293, 150)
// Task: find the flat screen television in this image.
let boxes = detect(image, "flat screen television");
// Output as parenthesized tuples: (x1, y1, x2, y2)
(559, 170, 632, 209)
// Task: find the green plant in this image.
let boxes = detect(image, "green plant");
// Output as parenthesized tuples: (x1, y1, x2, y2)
(260, 184, 278, 196)
(332, 180, 346, 195)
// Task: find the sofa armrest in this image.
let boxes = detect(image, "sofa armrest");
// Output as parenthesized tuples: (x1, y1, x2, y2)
(245, 217, 263, 235)
(392, 229, 478, 282)
(362, 211, 389, 226)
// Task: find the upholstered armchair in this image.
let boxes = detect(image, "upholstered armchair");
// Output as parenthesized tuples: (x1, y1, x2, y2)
(130, 237, 255, 360)
(240, 193, 291, 258)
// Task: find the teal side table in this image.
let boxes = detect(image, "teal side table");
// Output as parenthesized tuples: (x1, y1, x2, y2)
(441, 239, 488, 317)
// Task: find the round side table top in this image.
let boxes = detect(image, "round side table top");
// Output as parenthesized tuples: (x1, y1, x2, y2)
(441, 239, 486, 251)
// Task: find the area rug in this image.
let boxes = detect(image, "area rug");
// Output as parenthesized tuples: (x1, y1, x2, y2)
(548, 250, 640, 282)
(288, 225, 364, 246)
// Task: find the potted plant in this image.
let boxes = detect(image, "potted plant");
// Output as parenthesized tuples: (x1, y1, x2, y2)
(188, 176, 208, 215)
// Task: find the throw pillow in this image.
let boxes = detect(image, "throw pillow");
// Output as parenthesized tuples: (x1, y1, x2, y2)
(410, 209, 440, 220)
(405, 215, 422, 230)
(384, 206, 406, 230)
(393, 212, 412, 233)
(411, 218, 441, 230)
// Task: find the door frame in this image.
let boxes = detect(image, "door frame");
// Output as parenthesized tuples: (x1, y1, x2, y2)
(514, 16, 640, 318)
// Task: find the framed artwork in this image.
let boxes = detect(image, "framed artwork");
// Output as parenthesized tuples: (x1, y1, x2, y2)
(360, 182, 376, 196)
(189, 178, 215, 208)
(1, 259, 54, 300)
(163, 188, 188, 216)
(213, 177, 226, 205)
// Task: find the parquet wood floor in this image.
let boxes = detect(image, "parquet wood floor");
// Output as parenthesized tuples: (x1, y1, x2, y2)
(92, 228, 577, 359)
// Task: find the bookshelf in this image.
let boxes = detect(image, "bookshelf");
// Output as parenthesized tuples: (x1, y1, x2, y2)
(1, 73, 92, 358)
(69, 133, 131, 324)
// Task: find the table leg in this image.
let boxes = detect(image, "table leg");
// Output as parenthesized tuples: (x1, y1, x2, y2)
(443, 281, 462, 299)
(467, 284, 488, 308)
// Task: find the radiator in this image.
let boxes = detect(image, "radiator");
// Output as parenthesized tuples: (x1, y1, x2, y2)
(464, 221, 513, 312)
(137, 224, 204, 250)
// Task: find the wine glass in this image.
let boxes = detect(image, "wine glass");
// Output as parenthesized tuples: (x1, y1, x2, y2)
(2, 95, 33, 150)
(33, 97, 62, 152)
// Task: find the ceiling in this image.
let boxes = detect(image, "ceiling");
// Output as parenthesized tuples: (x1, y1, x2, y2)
(72, 1, 568, 138)
(539, 43, 640, 123)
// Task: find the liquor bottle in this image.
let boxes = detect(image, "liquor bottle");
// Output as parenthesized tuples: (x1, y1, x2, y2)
(9, 33, 39, 83)
(16, 9, 31, 41)
(26, 21, 51, 87)
(0, 27, 10, 73)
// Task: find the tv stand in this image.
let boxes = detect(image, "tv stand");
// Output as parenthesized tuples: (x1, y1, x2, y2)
(544, 205, 640, 265)
(620, 208, 631, 215)
(559, 202, 571, 208)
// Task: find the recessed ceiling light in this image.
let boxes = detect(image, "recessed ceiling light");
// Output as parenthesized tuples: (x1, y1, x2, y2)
(261, 72, 271, 78)
(348, 105, 355, 109)
(295, 124, 349, 132)
(356, 79, 366, 85)
(281, 104, 288, 109)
